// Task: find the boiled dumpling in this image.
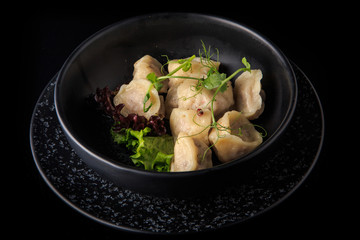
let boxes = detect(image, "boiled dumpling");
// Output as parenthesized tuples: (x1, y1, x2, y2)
(170, 108, 212, 144)
(171, 132, 212, 172)
(167, 57, 220, 87)
(113, 79, 165, 120)
(165, 79, 234, 118)
(132, 55, 168, 93)
(209, 110, 263, 163)
(234, 70, 265, 120)
(164, 83, 180, 118)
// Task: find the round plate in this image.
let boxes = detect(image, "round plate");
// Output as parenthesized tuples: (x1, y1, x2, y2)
(30, 63, 324, 234)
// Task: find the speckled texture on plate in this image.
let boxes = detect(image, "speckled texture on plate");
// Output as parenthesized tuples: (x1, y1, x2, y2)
(30, 63, 324, 234)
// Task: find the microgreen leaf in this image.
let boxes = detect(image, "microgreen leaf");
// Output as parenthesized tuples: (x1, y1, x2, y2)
(241, 57, 251, 72)
(146, 72, 158, 83)
(203, 72, 226, 90)
(154, 82, 163, 92)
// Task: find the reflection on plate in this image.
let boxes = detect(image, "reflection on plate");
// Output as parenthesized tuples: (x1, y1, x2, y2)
(30, 63, 323, 234)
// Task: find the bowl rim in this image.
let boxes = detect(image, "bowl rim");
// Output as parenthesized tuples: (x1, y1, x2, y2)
(54, 12, 298, 176)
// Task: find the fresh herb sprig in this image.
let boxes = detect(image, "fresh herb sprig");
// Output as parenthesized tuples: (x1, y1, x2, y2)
(206, 56, 251, 123)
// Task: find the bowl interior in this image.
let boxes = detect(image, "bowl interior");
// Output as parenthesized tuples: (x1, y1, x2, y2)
(55, 13, 296, 170)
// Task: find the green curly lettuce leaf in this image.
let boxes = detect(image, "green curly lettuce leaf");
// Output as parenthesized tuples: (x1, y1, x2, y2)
(111, 127, 174, 172)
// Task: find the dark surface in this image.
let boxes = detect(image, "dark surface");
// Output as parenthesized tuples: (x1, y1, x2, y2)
(17, 7, 347, 239)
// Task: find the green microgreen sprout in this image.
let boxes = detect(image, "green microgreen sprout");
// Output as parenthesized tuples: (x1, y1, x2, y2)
(206, 56, 251, 124)
(252, 124, 268, 138)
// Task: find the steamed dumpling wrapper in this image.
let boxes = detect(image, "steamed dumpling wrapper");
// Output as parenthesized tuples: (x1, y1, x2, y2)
(167, 57, 220, 87)
(132, 55, 168, 93)
(113, 79, 165, 120)
(171, 132, 212, 172)
(169, 108, 212, 144)
(209, 110, 263, 163)
(234, 69, 265, 120)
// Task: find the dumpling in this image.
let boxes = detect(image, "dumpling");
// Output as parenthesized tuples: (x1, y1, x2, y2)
(170, 108, 212, 144)
(171, 132, 212, 172)
(165, 79, 234, 118)
(132, 55, 168, 93)
(167, 57, 220, 87)
(209, 110, 263, 163)
(234, 70, 265, 120)
(113, 79, 165, 120)
(164, 83, 180, 118)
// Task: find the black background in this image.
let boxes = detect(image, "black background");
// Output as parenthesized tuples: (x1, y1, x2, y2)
(16, 6, 350, 239)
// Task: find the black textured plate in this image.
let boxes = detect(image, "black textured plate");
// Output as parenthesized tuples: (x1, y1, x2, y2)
(30, 63, 324, 234)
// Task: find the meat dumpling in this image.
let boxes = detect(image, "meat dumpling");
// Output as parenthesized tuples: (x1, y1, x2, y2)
(113, 79, 165, 120)
(171, 132, 212, 172)
(234, 70, 265, 120)
(170, 108, 212, 144)
(165, 79, 234, 118)
(164, 83, 180, 118)
(209, 110, 263, 163)
(167, 57, 220, 87)
(132, 55, 168, 93)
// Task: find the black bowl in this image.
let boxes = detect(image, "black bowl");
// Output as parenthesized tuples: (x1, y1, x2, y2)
(55, 13, 297, 197)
